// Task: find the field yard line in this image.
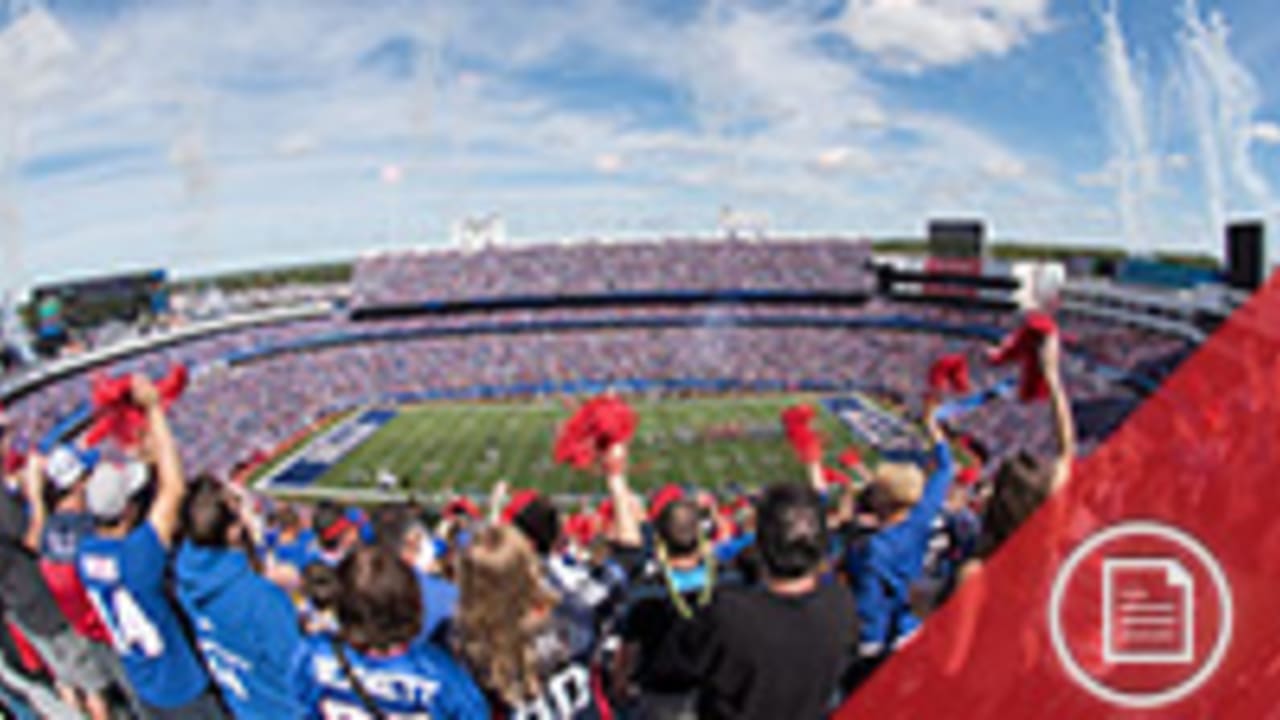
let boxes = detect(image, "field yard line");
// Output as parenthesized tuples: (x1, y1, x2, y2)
(397, 411, 446, 492)
(507, 406, 549, 493)
(396, 407, 474, 493)
(442, 408, 493, 491)
(376, 409, 437, 491)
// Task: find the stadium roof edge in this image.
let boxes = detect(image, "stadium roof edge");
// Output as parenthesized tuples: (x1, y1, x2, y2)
(357, 233, 873, 259)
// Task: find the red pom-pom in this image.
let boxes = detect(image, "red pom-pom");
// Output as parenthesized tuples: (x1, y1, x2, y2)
(838, 447, 862, 469)
(553, 395, 637, 470)
(91, 373, 132, 409)
(589, 396, 636, 447)
(988, 312, 1057, 402)
(780, 404, 815, 429)
(823, 466, 852, 486)
(553, 432, 594, 470)
(957, 466, 982, 486)
(928, 354, 972, 394)
(84, 365, 189, 448)
(564, 513, 597, 547)
(780, 403, 823, 464)
(157, 365, 189, 408)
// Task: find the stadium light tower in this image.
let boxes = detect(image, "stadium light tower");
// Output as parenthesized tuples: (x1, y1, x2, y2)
(718, 205, 768, 241)
(452, 213, 506, 251)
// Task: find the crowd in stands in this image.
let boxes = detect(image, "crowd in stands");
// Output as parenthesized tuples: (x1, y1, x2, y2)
(0, 331, 1077, 719)
(3, 295, 1176, 483)
(352, 240, 875, 308)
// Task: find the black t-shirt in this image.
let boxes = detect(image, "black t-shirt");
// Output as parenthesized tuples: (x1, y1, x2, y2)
(616, 546, 739, 695)
(0, 490, 67, 636)
(677, 581, 857, 720)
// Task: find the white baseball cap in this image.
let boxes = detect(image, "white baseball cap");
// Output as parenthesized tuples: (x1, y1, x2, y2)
(85, 461, 150, 521)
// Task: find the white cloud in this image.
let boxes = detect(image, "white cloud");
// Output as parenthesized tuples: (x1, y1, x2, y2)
(1076, 162, 1116, 188)
(812, 146, 867, 172)
(275, 132, 318, 158)
(982, 156, 1027, 179)
(0, 0, 1090, 284)
(0, 7, 77, 103)
(834, 0, 1054, 72)
(1251, 121, 1280, 146)
(593, 153, 624, 174)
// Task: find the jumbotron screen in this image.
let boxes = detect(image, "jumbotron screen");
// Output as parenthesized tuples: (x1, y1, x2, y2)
(927, 220, 985, 259)
(30, 269, 166, 333)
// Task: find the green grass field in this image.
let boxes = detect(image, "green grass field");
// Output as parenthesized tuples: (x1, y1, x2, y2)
(282, 394, 858, 496)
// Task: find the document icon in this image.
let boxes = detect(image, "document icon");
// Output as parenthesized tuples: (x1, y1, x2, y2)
(1102, 558, 1194, 664)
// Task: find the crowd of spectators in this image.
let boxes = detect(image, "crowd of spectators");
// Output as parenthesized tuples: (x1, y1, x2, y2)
(2, 299, 1173, 483)
(352, 239, 875, 308)
(0, 332, 1077, 718)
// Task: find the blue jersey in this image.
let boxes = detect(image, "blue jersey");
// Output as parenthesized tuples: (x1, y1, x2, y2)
(78, 522, 211, 708)
(290, 634, 489, 719)
(41, 512, 95, 564)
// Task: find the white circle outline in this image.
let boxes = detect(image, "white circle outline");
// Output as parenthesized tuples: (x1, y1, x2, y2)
(1048, 520, 1233, 709)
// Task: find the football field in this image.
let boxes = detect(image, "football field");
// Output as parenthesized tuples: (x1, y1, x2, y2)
(279, 394, 860, 496)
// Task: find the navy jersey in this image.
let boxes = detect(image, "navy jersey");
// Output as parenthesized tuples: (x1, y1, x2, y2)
(487, 602, 611, 720)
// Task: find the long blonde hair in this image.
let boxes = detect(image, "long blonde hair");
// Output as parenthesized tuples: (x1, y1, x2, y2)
(456, 524, 559, 706)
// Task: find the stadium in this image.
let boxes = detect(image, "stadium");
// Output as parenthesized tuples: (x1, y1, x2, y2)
(3, 233, 1222, 498)
(1, 1, 1278, 719)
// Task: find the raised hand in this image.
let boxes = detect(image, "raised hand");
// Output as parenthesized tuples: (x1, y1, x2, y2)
(131, 374, 162, 410)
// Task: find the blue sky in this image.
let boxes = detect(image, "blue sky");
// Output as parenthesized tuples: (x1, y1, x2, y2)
(0, 0, 1277, 287)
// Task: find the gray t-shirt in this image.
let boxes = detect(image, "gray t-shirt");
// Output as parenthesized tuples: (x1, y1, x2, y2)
(0, 490, 68, 636)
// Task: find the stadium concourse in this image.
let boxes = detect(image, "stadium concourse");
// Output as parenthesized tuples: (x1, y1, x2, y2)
(0, 237, 1194, 718)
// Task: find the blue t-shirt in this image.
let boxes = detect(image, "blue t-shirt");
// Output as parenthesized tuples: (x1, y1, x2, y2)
(290, 634, 489, 719)
(415, 570, 459, 644)
(270, 529, 316, 573)
(78, 522, 211, 709)
(715, 533, 755, 564)
(846, 442, 954, 652)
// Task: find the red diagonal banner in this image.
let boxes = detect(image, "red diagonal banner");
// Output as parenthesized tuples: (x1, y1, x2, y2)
(839, 275, 1280, 718)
